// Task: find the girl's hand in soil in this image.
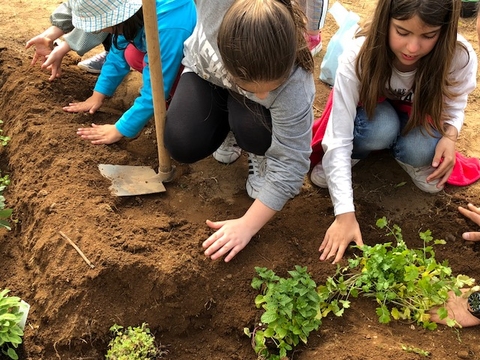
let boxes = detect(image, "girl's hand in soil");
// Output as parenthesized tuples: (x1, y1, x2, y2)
(76, 124, 123, 145)
(320, 212, 363, 264)
(203, 200, 276, 262)
(41, 41, 71, 81)
(63, 91, 106, 114)
(426, 127, 457, 188)
(459, 203, 480, 241)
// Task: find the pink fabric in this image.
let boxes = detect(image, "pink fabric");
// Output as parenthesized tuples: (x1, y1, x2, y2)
(310, 89, 333, 168)
(448, 153, 480, 186)
(125, 44, 146, 73)
(123, 44, 184, 109)
(310, 90, 480, 186)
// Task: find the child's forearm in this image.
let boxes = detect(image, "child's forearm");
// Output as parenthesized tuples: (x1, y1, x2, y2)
(242, 199, 277, 237)
(41, 26, 65, 45)
(443, 123, 458, 142)
(53, 40, 72, 58)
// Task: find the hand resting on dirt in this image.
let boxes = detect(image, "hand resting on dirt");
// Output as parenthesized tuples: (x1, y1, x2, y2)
(203, 200, 276, 262)
(459, 203, 480, 241)
(319, 212, 363, 264)
(64, 92, 123, 145)
(63, 91, 106, 114)
(76, 124, 123, 145)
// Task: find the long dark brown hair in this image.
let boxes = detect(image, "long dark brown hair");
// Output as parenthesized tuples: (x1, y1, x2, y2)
(356, 0, 468, 135)
(111, 8, 144, 49)
(218, 0, 314, 84)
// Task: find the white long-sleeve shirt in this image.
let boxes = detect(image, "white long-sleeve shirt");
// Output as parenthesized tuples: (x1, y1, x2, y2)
(322, 35, 477, 216)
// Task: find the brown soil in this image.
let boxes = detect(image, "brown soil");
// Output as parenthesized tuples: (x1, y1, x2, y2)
(1, 1, 480, 359)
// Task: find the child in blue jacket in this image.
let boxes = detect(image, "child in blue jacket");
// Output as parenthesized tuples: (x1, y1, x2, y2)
(64, 0, 196, 145)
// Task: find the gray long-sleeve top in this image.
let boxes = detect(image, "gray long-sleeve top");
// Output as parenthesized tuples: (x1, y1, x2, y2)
(182, 0, 315, 211)
(50, 1, 107, 56)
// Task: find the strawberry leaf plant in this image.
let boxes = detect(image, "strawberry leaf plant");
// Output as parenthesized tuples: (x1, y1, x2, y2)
(317, 217, 475, 330)
(0, 289, 25, 360)
(244, 266, 322, 359)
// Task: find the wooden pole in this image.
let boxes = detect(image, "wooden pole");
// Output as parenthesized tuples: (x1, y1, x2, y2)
(142, 0, 173, 178)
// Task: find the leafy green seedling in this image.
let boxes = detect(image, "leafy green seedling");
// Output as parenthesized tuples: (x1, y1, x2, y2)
(244, 266, 322, 360)
(317, 217, 475, 330)
(0, 140, 12, 230)
(0, 289, 25, 360)
(402, 344, 431, 357)
(0, 120, 10, 147)
(105, 323, 162, 360)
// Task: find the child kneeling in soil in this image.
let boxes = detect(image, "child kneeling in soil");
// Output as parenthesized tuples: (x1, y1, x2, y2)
(63, 0, 196, 145)
(164, 0, 315, 262)
(310, 0, 477, 264)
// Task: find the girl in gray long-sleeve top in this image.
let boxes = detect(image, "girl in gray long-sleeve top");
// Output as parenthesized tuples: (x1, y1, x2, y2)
(165, 0, 315, 263)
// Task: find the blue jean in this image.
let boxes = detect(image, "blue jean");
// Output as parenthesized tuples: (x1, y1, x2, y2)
(351, 101, 440, 167)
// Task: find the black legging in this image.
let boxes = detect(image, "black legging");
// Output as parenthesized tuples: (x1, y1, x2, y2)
(165, 72, 272, 164)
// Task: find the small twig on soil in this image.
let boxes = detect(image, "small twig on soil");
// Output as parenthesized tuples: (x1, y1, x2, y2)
(53, 341, 61, 360)
(58, 231, 95, 269)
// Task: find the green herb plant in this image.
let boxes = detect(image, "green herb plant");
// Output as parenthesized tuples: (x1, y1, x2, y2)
(401, 344, 431, 357)
(0, 120, 11, 230)
(244, 266, 322, 360)
(317, 217, 475, 330)
(0, 289, 25, 360)
(0, 174, 12, 230)
(0, 120, 10, 147)
(105, 323, 163, 360)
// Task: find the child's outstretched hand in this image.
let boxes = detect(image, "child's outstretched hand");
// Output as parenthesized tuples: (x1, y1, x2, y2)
(458, 203, 480, 241)
(76, 124, 123, 145)
(40, 41, 71, 81)
(63, 91, 106, 114)
(203, 198, 276, 262)
(319, 212, 363, 264)
(203, 218, 255, 262)
(26, 34, 54, 66)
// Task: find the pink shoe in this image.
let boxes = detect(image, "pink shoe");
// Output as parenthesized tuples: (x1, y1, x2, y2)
(307, 33, 322, 56)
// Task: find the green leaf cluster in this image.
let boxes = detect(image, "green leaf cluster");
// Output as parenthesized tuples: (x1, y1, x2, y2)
(0, 180, 13, 230)
(0, 121, 10, 147)
(244, 266, 321, 359)
(105, 323, 159, 360)
(0, 289, 25, 360)
(318, 217, 475, 330)
(0, 120, 11, 230)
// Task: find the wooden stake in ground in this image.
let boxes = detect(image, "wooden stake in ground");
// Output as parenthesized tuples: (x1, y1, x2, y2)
(58, 231, 95, 269)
